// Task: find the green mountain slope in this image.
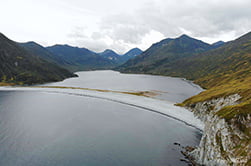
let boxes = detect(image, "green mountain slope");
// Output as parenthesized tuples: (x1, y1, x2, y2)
(176, 32, 251, 116)
(19, 41, 68, 65)
(177, 32, 251, 165)
(153, 32, 251, 88)
(117, 34, 212, 73)
(47, 45, 116, 72)
(0, 33, 76, 85)
(118, 32, 251, 164)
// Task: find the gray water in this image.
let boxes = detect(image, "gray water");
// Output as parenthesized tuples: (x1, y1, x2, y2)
(46, 70, 203, 102)
(0, 71, 203, 166)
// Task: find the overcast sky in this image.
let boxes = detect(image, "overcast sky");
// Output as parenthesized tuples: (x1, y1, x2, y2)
(1, 0, 250, 53)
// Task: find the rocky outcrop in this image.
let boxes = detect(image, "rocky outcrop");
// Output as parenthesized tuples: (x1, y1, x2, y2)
(187, 94, 251, 165)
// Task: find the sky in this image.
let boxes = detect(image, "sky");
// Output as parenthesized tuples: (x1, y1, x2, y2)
(0, 0, 251, 54)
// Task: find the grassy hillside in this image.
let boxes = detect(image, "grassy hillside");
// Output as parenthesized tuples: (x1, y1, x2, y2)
(118, 31, 251, 138)
(0, 33, 76, 85)
(175, 32, 251, 131)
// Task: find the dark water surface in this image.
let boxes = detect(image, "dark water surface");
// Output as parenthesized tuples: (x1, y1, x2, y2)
(0, 71, 202, 166)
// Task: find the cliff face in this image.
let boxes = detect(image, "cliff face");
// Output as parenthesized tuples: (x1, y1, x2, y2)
(187, 94, 251, 166)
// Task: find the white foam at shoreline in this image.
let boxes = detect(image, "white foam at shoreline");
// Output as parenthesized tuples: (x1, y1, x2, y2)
(0, 86, 204, 131)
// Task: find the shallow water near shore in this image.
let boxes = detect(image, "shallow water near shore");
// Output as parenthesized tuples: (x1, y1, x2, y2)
(0, 70, 203, 166)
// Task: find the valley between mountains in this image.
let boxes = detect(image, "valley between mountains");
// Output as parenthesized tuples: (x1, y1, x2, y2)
(0, 31, 250, 165)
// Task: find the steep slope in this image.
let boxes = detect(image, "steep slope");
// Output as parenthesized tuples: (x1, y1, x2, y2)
(117, 34, 212, 73)
(0, 33, 76, 85)
(118, 32, 251, 165)
(19, 41, 67, 65)
(211, 41, 225, 48)
(99, 48, 142, 64)
(47, 45, 116, 72)
(161, 32, 251, 88)
(173, 33, 251, 165)
(99, 49, 122, 63)
(122, 48, 143, 62)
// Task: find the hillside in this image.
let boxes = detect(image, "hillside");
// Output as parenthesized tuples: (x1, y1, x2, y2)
(0, 33, 76, 85)
(176, 31, 251, 128)
(46, 45, 116, 72)
(19, 41, 67, 65)
(99, 48, 142, 64)
(122, 48, 143, 62)
(117, 34, 213, 73)
(99, 49, 122, 63)
(179, 32, 251, 165)
(118, 32, 251, 165)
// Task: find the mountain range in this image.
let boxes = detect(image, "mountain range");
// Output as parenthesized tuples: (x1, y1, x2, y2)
(117, 32, 250, 120)
(99, 48, 142, 64)
(0, 32, 142, 84)
(20, 42, 142, 72)
(0, 33, 76, 85)
(116, 34, 224, 73)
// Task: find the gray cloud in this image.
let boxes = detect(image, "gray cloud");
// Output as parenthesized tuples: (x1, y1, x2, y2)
(99, 0, 251, 41)
(67, 0, 251, 53)
(2, 0, 250, 53)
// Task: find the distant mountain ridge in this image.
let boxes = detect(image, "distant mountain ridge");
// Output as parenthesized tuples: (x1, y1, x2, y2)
(20, 42, 142, 72)
(99, 49, 121, 62)
(99, 48, 142, 64)
(116, 34, 214, 73)
(122, 48, 143, 62)
(211, 40, 225, 48)
(19, 41, 66, 65)
(0, 33, 75, 85)
(46, 44, 117, 72)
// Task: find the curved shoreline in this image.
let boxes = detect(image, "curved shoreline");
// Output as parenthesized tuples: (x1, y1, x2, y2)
(0, 86, 204, 131)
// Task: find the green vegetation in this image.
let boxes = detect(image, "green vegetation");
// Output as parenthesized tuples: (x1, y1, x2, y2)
(0, 33, 76, 85)
(180, 32, 251, 128)
(20, 43, 117, 72)
(118, 32, 251, 124)
(116, 34, 214, 72)
(118, 32, 251, 159)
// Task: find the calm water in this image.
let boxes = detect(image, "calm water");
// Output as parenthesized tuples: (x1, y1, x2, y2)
(46, 70, 203, 102)
(0, 71, 202, 166)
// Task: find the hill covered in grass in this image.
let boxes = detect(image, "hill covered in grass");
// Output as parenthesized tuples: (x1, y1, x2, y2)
(117, 32, 251, 121)
(118, 32, 251, 164)
(177, 32, 251, 129)
(0, 33, 76, 85)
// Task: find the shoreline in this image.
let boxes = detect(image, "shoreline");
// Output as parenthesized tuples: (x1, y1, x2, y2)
(0, 86, 204, 131)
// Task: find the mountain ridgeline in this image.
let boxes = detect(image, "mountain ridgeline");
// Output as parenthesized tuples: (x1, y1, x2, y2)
(0, 33, 76, 85)
(99, 48, 143, 64)
(46, 45, 116, 72)
(116, 34, 222, 73)
(1, 33, 142, 85)
(20, 42, 142, 72)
